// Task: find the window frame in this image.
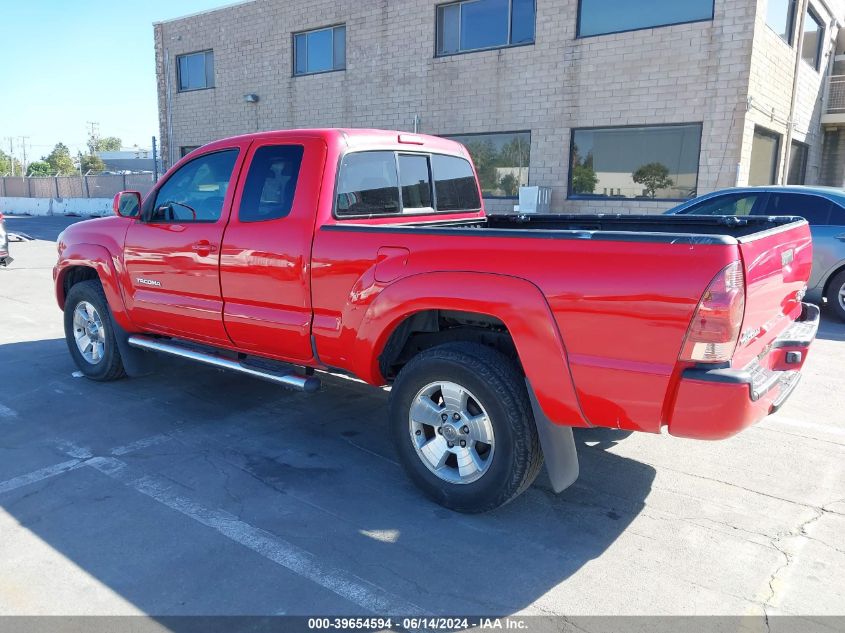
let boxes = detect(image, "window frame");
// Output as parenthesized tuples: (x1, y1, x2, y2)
(145, 148, 239, 225)
(765, 0, 798, 46)
(180, 146, 201, 158)
(801, 6, 825, 72)
(434, 0, 536, 58)
(441, 130, 531, 200)
(566, 122, 704, 202)
(176, 50, 215, 92)
(292, 24, 347, 77)
(749, 126, 782, 186)
(575, 0, 715, 39)
(332, 149, 482, 220)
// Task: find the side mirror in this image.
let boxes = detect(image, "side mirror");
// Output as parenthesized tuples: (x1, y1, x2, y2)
(113, 191, 142, 218)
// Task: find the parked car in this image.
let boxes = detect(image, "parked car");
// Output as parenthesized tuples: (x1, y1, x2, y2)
(54, 129, 819, 512)
(0, 213, 11, 267)
(666, 186, 845, 321)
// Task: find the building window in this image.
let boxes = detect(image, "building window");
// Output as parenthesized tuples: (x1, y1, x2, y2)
(568, 124, 701, 201)
(443, 131, 530, 198)
(180, 146, 201, 158)
(787, 141, 809, 185)
(577, 0, 713, 38)
(749, 127, 781, 186)
(294, 25, 346, 76)
(436, 0, 535, 56)
(177, 51, 214, 91)
(766, 0, 798, 44)
(801, 7, 824, 71)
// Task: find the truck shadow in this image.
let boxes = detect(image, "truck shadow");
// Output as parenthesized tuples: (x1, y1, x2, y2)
(816, 306, 845, 341)
(0, 338, 655, 616)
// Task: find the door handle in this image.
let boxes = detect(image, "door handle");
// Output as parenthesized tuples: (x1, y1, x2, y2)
(191, 241, 218, 255)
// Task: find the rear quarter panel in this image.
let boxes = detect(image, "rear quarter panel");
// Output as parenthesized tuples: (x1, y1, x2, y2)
(311, 225, 738, 433)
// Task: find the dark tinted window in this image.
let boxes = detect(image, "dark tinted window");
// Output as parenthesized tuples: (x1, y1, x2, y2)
(749, 127, 781, 186)
(760, 193, 831, 224)
(828, 203, 845, 225)
(682, 193, 761, 216)
(399, 154, 433, 209)
(787, 141, 808, 185)
(239, 145, 304, 222)
(431, 154, 481, 211)
(578, 0, 713, 37)
(152, 150, 238, 223)
(336, 152, 400, 216)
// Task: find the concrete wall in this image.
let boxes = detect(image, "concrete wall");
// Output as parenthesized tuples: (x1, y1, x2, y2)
(0, 197, 112, 217)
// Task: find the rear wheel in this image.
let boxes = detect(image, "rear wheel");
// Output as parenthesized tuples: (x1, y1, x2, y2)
(63, 280, 126, 381)
(389, 343, 542, 513)
(830, 270, 845, 322)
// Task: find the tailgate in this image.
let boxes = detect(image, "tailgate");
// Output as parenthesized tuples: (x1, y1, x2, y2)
(732, 219, 813, 368)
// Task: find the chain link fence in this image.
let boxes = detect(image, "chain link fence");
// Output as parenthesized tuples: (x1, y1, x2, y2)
(0, 173, 155, 199)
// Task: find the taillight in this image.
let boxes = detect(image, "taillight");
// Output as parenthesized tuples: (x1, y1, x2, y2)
(680, 260, 745, 363)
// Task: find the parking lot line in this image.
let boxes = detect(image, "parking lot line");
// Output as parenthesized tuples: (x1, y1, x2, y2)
(86, 456, 425, 616)
(0, 459, 86, 495)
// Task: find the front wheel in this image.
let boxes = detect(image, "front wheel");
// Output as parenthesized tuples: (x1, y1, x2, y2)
(389, 343, 543, 513)
(63, 280, 126, 381)
(829, 270, 845, 322)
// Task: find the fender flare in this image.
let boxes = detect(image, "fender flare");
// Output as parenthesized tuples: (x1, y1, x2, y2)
(352, 271, 588, 429)
(55, 242, 133, 331)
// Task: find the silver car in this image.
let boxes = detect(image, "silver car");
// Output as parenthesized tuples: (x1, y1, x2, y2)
(666, 186, 845, 321)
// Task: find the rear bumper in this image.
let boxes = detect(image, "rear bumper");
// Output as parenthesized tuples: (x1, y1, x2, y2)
(668, 303, 819, 440)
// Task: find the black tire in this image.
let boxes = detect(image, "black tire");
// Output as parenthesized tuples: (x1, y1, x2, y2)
(389, 342, 543, 513)
(63, 280, 126, 381)
(828, 270, 845, 322)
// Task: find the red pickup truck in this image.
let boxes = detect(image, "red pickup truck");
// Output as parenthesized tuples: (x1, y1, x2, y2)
(54, 129, 819, 512)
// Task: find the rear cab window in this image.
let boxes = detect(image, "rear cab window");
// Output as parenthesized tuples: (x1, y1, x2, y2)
(238, 145, 305, 222)
(335, 150, 480, 218)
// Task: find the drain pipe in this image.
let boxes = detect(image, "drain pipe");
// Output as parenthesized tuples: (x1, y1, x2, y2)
(782, 0, 810, 184)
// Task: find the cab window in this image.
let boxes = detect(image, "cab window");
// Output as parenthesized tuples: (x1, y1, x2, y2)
(239, 145, 304, 222)
(151, 150, 238, 223)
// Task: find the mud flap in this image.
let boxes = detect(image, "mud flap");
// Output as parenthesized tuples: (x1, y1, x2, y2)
(109, 312, 156, 377)
(526, 381, 579, 493)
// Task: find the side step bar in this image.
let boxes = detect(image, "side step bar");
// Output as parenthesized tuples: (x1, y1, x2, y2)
(127, 335, 321, 393)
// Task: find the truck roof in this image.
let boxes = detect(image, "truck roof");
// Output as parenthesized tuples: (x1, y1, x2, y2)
(196, 128, 468, 158)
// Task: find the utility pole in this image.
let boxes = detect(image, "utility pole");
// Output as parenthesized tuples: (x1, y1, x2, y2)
(4, 137, 14, 176)
(19, 136, 29, 176)
(86, 121, 100, 154)
(151, 136, 159, 181)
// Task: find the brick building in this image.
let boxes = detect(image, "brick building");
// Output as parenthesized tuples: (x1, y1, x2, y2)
(154, 0, 845, 213)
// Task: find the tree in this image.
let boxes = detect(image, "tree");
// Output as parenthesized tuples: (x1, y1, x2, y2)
(499, 173, 520, 197)
(44, 143, 76, 175)
(80, 154, 106, 173)
(27, 161, 52, 176)
(632, 162, 674, 198)
(88, 136, 123, 154)
(463, 139, 498, 194)
(0, 150, 21, 176)
(570, 146, 598, 195)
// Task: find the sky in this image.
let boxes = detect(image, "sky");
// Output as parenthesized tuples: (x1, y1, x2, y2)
(0, 1, 230, 164)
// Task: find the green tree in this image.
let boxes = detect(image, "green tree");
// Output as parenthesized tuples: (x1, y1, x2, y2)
(0, 150, 21, 175)
(95, 136, 122, 152)
(499, 173, 520, 197)
(27, 160, 52, 176)
(570, 146, 598, 195)
(632, 162, 674, 198)
(80, 154, 106, 173)
(463, 139, 498, 194)
(500, 136, 530, 170)
(44, 143, 76, 175)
